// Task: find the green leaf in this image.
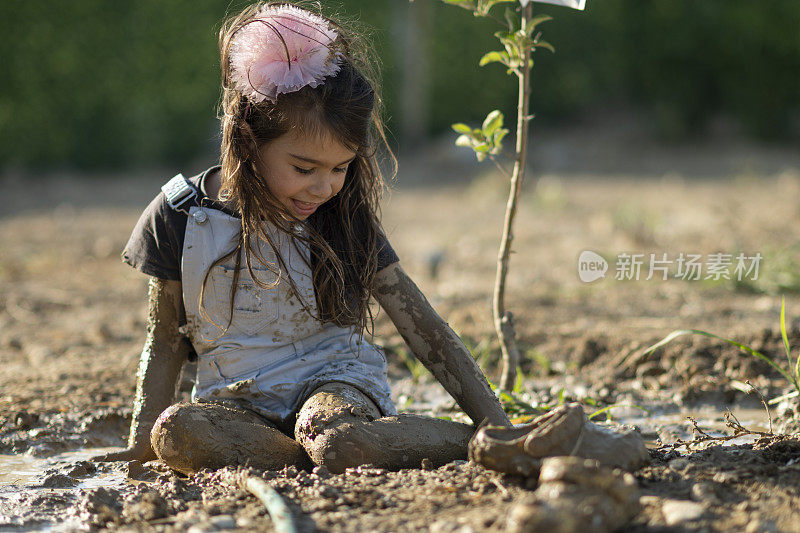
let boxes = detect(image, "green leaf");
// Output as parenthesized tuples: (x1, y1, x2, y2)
(451, 123, 473, 134)
(504, 6, 520, 31)
(476, 0, 515, 16)
(442, 0, 477, 11)
(780, 297, 799, 389)
(455, 134, 473, 148)
(493, 128, 509, 146)
(479, 51, 507, 67)
(534, 40, 556, 53)
(482, 110, 504, 137)
(474, 142, 491, 152)
(588, 403, 648, 421)
(528, 14, 553, 28)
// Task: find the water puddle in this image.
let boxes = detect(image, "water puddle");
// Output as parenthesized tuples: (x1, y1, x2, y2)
(609, 404, 774, 450)
(0, 447, 131, 531)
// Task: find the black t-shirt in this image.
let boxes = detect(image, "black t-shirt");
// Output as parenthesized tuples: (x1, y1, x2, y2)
(122, 166, 399, 281)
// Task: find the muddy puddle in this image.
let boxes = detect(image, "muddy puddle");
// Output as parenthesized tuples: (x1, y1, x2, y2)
(0, 448, 131, 531)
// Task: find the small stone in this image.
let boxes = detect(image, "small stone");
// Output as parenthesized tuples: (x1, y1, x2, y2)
(13, 411, 37, 430)
(668, 457, 690, 472)
(421, 458, 434, 470)
(281, 465, 299, 478)
(208, 515, 236, 530)
(661, 499, 705, 526)
(317, 484, 340, 499)
(312, 465, 331, 479)
(690, 481, 720, 504)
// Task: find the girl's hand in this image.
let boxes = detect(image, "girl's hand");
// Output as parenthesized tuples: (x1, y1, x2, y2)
(91, 443, 156, 463)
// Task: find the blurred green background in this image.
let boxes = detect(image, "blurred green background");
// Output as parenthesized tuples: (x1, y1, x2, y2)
(0, 0, 798, 171)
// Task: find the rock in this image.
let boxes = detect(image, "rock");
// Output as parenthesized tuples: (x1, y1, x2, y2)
(421, 458, 434, 470)
(661, 499, 705, 526)
(668, 457, 691, 473)
(690, 481, 720, 504)
(312, 465, 331, 479)
(208, 514, 237, 530)
(316, 484, 340, 499)
(507, 457, 640, 533)
(13, 411, 38, 430)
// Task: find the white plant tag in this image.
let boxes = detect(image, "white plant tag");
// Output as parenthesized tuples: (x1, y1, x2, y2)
(520, 0, 586, 10)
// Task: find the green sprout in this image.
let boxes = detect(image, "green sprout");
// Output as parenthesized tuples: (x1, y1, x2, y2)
(645, 297, 800, 404)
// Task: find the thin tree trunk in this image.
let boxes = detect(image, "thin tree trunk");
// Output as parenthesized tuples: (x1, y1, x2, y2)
(394, 0, 430, 150)
(495, 2, 533, 391)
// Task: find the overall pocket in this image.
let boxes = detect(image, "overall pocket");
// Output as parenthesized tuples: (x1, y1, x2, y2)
(207, 265, 282, 336)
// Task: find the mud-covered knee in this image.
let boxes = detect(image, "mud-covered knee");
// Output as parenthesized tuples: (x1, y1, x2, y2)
(150, 402, 193, 465)
(294, 383, 380, 444)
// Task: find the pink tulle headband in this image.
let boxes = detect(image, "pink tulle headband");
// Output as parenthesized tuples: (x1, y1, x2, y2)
(229, 4, 341, 103)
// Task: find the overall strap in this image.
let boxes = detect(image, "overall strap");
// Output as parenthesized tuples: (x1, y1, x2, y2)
(161, 173, 200, 214)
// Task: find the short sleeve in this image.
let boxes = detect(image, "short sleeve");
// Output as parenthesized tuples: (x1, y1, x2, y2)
(121, 192, 189, 280)
(376, 231, 399, 271)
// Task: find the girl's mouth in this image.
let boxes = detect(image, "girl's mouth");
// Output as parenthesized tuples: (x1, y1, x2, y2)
(291, 199, 321, 216)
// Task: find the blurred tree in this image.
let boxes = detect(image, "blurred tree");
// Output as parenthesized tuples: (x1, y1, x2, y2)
(0, 0, 797, 171)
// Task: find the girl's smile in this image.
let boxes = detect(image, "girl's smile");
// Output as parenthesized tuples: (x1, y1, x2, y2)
(258, 129, 356, 219)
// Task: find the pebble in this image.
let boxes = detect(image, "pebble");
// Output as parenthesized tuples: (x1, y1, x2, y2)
(317, 484, 340, 499)
(186, 515, 236, 533)
(690, 481, 720, 504)
(208, 515, 237, 530)
(667, 457, 691, 473)
(661, 499, 705, 525)
(312, 465, 331, 479)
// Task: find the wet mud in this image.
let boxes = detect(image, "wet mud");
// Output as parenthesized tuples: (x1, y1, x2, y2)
(5, 175, 800, 530)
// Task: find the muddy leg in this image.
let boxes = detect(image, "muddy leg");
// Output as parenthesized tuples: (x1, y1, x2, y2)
(295, 382, 474, 474)
(151, 401, 311, 475)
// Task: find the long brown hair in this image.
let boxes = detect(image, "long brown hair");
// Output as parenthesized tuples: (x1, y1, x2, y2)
(205, 2, 395, 336)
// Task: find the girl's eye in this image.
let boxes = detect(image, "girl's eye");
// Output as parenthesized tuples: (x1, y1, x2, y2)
(333, 166, 348, 174)
(293, 166, 314, 175)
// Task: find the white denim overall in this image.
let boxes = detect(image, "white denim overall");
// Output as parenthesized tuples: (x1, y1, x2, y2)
(180, 204, 396, 425)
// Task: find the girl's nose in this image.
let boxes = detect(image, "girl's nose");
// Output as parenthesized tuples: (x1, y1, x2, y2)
(308, 174, 334, 199)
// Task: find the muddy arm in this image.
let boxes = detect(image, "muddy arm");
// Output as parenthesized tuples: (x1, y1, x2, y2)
(96, 278, 191, 461)
(373, 263, 511, 427)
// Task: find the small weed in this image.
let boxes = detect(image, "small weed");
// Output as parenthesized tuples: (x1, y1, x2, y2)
(646, 297, 800, 403)
(462, 335, 495, 370)
(525, 347, 552, 376)
(394, 346, 430, 384)
(586, 403, 648, 421)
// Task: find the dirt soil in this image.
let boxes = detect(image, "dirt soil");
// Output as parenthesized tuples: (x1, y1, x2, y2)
(3, 148, 800, 531)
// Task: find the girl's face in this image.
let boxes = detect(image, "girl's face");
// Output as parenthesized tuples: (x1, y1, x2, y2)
(257, 129, 356, 219)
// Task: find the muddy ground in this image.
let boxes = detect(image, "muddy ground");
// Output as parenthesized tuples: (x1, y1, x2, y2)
(3, 136, 800, 531)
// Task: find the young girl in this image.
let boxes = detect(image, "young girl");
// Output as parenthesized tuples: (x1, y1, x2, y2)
(97, 2, 510, 475)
